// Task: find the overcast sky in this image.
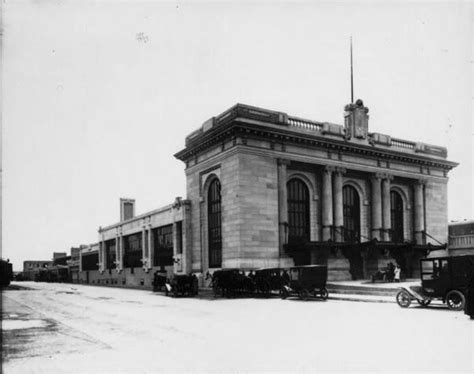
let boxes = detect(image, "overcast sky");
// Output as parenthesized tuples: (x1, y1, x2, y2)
(2, 1, 473, 270)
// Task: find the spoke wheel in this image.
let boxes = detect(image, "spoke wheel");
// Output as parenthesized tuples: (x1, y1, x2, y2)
(446, 290, 465, 311)
(320, 288, 329, 300)
(396, 290, 411, 308)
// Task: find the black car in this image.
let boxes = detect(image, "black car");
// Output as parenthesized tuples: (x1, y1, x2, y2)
(396, 255, 474, 310)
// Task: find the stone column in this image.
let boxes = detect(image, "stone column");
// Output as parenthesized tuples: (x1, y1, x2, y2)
(322, 166, 334, 241)
(99, 235, 105, 273)
(371, 174, 382, 240)
(414, 180, 425, 244)
(148, 224, 153, 269)
(117, 229, 124, 272)
(278, 159, 290, 255)
(79, 249, 83, 273)
(142, 226, 146, 268)
(333, 168, 345, 242)
(382, 176, 392, 242)
(115, 234, 120, 271)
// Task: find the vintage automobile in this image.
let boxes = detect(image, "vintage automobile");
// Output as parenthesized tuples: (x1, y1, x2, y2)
(254, 267, 287, 296)
(280, 265, 329, 301)
(207, 269, 254, 298)
(0, 259, 13, 287)
(152, 272, 168, 293)
(167, 274, 199, 297)
(396, 255, 474, 310)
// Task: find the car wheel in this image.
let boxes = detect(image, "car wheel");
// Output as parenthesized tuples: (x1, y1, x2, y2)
(417, 299, 431, 307)
(299, 289, 309, 301)
(396, 290, 411, 308)
(280, 287, 289, 299)
(446, 290, 465, 311)
(320, 288, 329, 300)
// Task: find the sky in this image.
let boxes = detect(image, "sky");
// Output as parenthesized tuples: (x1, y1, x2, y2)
(2, 1, 473, 270)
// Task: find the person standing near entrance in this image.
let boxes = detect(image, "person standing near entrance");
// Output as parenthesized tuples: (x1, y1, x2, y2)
(394, 264, 401, 282)
(464, 276, 474, 320)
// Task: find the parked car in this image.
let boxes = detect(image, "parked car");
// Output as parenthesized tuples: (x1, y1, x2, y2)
(254, 267, 288, 297)
(280, 265, 329, 301)
(396, 255, 474, 310)
(207, 269, 254, 298)
(167, 274, 199, 297)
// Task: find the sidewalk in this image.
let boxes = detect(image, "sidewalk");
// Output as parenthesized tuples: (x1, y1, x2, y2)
(196, 279, 420, 303)
(327, 279, 420, 303)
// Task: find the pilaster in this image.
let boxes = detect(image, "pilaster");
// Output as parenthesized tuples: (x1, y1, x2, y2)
(381, 174, 393, 241)
(278, 159, 290, 255)
(414, 179, 426, 244)
(333, 167, 346, 242)
(371, 174, 382, 240)
(322, 166, 335, 241)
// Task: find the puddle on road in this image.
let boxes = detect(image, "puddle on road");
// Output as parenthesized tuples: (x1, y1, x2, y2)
(2, 319, 48, 330)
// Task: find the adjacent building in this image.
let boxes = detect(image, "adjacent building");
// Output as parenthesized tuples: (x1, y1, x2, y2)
(78, 198, 189, 288)
(448, 220, 474, 256)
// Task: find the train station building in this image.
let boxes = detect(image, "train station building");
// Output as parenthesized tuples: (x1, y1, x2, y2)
(80, 99, 457, 286)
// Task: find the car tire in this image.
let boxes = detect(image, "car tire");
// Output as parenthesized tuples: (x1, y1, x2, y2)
(280, 287, 289, 299)
(396, 290, 411, 308)
(446, 290, 465, 311)
(320, 288, 329, 300)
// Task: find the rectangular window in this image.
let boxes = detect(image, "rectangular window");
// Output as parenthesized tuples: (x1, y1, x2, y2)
(123, 202, 134, 220)
(105, 239, 116, 270)
(176, 221, 183, 254)
(82, 252, 99, 271)
(153, 225, 174, 267)
(123, 233, 142, 268)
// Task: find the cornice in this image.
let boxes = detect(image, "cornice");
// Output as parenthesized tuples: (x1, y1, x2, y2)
(175, 120, 458, 171)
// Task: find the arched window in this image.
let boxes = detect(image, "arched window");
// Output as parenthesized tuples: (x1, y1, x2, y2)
(287, 178, 310, 244)
(208, 179, 222, 268)
(390, 191, 404, 243)
(343, 185, 360, 243)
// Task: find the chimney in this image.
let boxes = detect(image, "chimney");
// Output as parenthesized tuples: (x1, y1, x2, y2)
(344, 99, 369, 140)
(120, 198, 135, 221)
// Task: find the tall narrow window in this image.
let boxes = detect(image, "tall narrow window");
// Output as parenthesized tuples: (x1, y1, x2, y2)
(208, 179, 222, 268)
(105, 240, 116, 270)
(287, 178, 310, 244)
(391, 191, 404, 243)
(343, 185, 360, 243)
(123, 233, 142, 268)
(153, 225, 173, 267)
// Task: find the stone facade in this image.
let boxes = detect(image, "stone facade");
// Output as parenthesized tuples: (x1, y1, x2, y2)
(78, 100, 457, 286)
(78, 197, 192, 289)
(175, 101, 457, 281)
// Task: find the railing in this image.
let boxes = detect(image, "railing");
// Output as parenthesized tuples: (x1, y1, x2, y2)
(288, 116, 324, 132)
(449, 235, 474, 248)
(391, 138, 416, 150)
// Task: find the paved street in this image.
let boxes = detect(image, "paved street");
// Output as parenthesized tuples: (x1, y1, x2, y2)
(2, 282, 473, 373)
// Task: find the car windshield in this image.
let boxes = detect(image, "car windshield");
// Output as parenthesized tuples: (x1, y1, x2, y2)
(421, 259, 448, 280)
(290, 268, 299, 280)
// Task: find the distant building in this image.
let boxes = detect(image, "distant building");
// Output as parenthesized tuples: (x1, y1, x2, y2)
(68, 246, 83, 283)
(448, 220, 474, 256)
(22, 260, 53, 281)
(53, 252, 67, 260)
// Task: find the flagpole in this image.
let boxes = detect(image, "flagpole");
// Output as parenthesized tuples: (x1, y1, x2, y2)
(350, 36, 354, 104)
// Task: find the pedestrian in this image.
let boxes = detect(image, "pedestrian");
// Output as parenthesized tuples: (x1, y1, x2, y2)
(464, 276, 474, 320)
(394, 264, 401, 282)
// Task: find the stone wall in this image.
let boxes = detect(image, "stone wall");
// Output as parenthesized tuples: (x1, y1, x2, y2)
(425, 180, 449, 244)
